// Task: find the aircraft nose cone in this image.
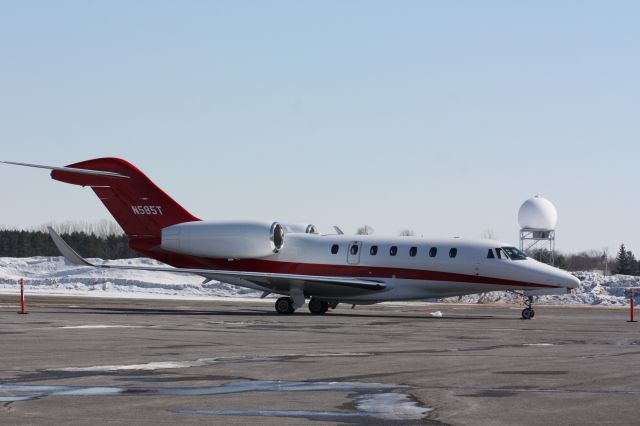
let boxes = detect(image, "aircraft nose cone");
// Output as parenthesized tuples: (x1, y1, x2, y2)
(562, 272, 580, 289)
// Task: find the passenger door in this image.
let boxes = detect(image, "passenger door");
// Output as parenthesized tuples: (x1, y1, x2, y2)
(474, 261, 481, 276)
(347, 241, 362, 265)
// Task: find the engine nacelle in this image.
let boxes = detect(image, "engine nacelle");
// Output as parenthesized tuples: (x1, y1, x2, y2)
(161, 220, 285, 259)
(282, 223, 319, 234)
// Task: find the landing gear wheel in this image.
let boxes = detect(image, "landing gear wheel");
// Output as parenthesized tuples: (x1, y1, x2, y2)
(275, 297, 295, 314)
(521, 295, 535, 320)
(308, 298, 329, 314)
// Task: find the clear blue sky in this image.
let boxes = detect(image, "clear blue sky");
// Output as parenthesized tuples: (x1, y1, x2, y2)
(1, 1, 638, 254)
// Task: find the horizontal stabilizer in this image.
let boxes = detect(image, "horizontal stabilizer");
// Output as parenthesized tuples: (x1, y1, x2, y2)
(2, 161, 130, 179)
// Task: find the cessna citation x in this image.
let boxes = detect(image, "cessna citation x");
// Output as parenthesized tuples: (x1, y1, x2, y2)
(3, 158, 579, 319)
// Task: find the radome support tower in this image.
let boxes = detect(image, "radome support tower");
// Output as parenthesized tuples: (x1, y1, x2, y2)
(518, 195, 557, 265)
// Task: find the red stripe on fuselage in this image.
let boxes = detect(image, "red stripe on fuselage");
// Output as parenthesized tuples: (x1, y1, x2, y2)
(131, 240, 560, 289)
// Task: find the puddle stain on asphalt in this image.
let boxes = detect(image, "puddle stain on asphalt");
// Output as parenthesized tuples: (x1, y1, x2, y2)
(176, 392, 432, 423)
(0, 380, 432, 422)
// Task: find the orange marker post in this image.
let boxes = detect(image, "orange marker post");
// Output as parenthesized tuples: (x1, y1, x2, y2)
(19, 278, 27, 315)
(628, 288, 636, 323)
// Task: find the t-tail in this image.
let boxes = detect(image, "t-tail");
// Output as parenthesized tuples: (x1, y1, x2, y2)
(2, 158, 200, 251)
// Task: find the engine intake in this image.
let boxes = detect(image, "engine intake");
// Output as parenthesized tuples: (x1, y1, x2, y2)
(161, 220, 285, 259)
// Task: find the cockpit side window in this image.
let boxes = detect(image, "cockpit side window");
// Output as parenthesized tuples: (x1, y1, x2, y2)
(487, 249, 495, 259)
(502, 247, 527, 260)
(495, 248, 504, 259)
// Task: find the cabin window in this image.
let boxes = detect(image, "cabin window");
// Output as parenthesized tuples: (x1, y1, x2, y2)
(429, 247, 437, 258)
(409, 247, 418, 257)
(449, 248, 458, 258)
(331, 244, 339, 254)
(390, 246, 398, 256)
(370, 245, 378, 255)
(487, 249, 495, 259)
(350, 244, 359, 255)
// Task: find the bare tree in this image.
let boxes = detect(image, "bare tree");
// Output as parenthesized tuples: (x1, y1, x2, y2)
(399, 229, 415, 237)
(356, 225, 374, 235)
(481, 228, 498, 240)
(37, 220, 124, 236)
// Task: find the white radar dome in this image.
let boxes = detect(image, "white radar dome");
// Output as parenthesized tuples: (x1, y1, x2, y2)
(518, 195, 557, 230)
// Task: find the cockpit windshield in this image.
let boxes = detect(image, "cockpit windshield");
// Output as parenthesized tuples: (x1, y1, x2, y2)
(501, 247, 527, 260)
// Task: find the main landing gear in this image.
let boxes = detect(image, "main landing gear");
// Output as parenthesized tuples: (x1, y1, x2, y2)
(308, 298, 329, 315)
(521, 296, 535, 320)
(274, 297, 336, 315)
(275, 297, 295, 314)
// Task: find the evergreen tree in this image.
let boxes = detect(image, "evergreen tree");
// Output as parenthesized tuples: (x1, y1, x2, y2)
(0, 229, 138, 259)
(614, 243, 635, 275)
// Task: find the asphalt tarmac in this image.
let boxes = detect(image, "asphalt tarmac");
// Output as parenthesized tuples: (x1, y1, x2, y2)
(0, 295, 638, 425)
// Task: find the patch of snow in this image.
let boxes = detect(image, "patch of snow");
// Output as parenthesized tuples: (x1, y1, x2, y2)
(356, 393, 431, 420)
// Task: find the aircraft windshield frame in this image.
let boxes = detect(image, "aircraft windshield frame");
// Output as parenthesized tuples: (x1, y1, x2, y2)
(501, 247, 527, 260)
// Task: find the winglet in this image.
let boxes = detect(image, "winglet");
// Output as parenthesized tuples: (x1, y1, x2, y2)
(47, 226, 95, 267)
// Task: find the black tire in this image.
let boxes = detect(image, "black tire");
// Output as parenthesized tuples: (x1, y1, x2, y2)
(276, 297, 294, 314)
(521, 308, 533, 320)
(530, 309, 535, 318)
(308, 298, 328, 315)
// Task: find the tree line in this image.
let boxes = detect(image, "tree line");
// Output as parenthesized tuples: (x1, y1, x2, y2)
(0, 225, 138, 259)
(530, 243, 640, 276)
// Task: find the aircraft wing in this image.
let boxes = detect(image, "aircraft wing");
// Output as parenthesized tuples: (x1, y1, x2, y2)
(48, 227, 387, 294)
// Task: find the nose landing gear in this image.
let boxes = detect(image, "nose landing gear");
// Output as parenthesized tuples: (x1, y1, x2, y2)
(521, 296, 535, 320)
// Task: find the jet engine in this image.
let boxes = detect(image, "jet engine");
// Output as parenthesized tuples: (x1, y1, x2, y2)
(282, 223, 319, 234)
(161, 220, 285, 259)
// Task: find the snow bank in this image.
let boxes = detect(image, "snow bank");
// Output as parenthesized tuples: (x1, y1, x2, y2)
(438, 271, 640, 306)
(0, 257, 262, 299)
(1, 257, 639, 306)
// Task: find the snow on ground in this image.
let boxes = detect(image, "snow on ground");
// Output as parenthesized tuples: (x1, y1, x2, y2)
(0, 257, 264, 300)
(438, 271, 640, 306)
(1, 257, 639, 306)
